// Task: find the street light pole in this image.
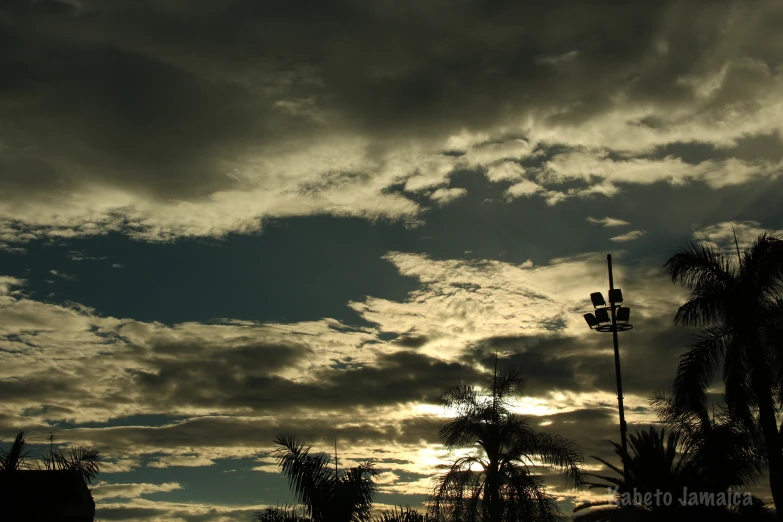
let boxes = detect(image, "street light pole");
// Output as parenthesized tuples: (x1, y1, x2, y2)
(607, 254, 629, 484)
(583, 254, 632, 485)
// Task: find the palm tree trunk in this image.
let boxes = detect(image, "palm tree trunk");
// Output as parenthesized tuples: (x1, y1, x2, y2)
(751, 339, 783, 520)
(486, 459, 502, 522)
(756, 385, 783, 520)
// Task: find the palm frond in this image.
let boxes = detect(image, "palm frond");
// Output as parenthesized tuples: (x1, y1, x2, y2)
(338, 461, 378, 522)
(672, 326, 728, 413)
(510, 431, 585, 489)
(664, 241, 733, 291)
(273, 435, 334, 521)
(0, 431, 31, 471)
(743, 233, 783, 302)
(41, 445, 101, 484)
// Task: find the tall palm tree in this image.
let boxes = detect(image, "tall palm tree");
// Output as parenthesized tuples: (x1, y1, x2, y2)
(0, 431, 101, 484)
(664, 232, 783, 514)
(429, 363, 584, 522)
(273, 435, 378, 522)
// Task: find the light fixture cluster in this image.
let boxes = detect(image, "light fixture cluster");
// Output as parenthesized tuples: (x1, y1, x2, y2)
(583, 289, 632, 332)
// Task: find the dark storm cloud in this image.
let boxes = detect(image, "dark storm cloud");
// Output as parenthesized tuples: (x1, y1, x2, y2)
(0, 368, 92, 403)
(96, 506, 168, 521)
(3, 0, 781, 211)
(2, 2, 301, 201)
(539, 408, 637, 457)
(650, 131, 783, 165)
(67, 411, 445, 456)
(465, 315, 695, 398)
(393, 335, 430, 348)
(131, 342, 481, 414)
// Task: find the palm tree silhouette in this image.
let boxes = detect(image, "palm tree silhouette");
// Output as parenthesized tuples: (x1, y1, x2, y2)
(649, 390, 767, 492)
(574, 423, 771, 521)
(664, 231, 783, 515)
(0, 431, 32, 471)
(0, 431, 101, 484)
(429, 362, 584, 522)
(273, 435, 378, 522)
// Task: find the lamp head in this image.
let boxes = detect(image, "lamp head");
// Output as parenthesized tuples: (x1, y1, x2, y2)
(609, 288, 623, 304)
(590, 292, 606, 308)
(584, 313, 599, 328)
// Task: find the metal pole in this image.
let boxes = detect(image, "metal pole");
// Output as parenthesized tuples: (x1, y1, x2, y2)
(607, 254, 629, 484)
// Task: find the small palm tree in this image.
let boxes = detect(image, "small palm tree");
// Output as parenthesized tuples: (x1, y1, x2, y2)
(575, 427, 682, 522)
(649, 391, 767, 490)
(664, 231, 783, 515)
(41, 445, 102, 484)
(429, 363, 584, 522)
(273, 435, 378, 522)
(574, 396, 772, 522)
(0, 431, 101, 484)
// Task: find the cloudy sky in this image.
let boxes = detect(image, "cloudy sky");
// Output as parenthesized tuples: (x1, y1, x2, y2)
(2, 0, 783, 519)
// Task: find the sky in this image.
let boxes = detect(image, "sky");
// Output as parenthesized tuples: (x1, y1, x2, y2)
(2, 0, 783, 520)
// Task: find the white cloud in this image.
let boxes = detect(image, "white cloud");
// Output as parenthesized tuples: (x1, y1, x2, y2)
(542, 150, 781, 189)
(148, 455, 216, 469)
(429, 187, 467, 204)
(587, 217, 630, 227)
(49, 270, 77, 281)
(485, 161, 526, 182)
(691, 220, 783, 250)
(92, 481, 183, 500)
(505, 179, 543, 199)
(610, 230, 647, 242)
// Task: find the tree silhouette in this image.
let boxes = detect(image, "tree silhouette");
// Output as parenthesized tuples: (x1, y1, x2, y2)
(0, 431, 32, 471)
(649, 390, 767, 490)
(273, 435, 378, 522)
(429, 363, 584, 522)
(574, 423, 772, 521)
(664, 231, 783, 515)
(0, 430, 101, 484)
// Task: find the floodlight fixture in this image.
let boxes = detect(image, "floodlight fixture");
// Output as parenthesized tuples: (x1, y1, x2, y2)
(609, 288, 623, 304)
(595, 308, 610, 324)
(617, 307, 630, 323)
(590, 292, 606, 308)
(584, 313, 599, 328)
